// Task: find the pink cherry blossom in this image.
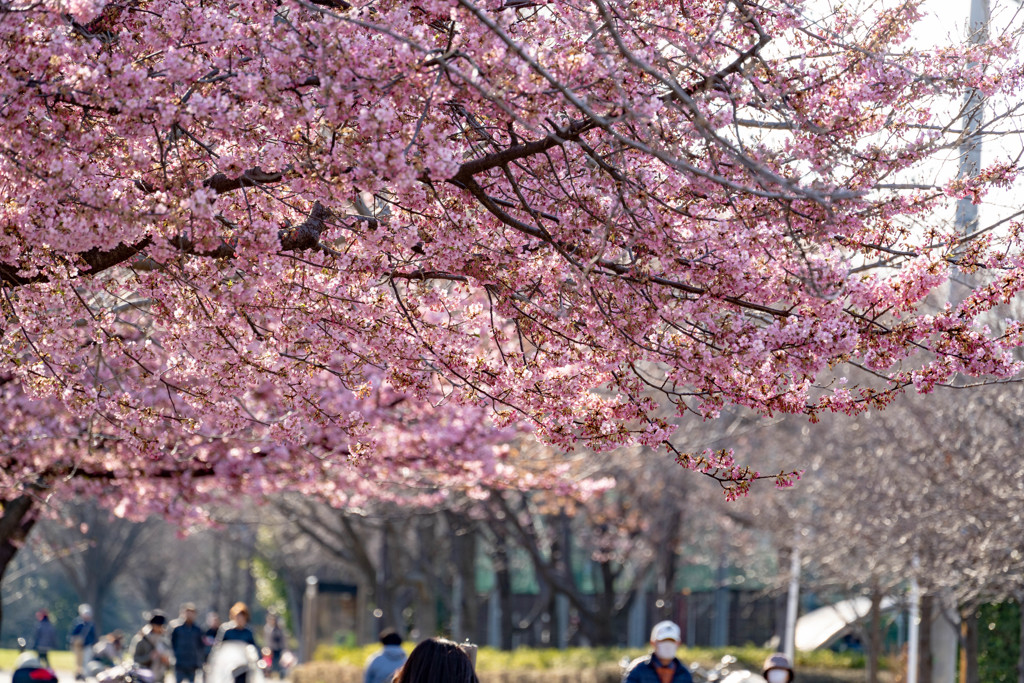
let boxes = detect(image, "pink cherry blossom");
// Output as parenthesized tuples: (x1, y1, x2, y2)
(0, 0, 1022, 508)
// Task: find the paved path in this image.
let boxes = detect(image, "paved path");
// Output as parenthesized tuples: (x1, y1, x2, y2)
(0, 669, 77, 683)
(3, 669, 281, 683)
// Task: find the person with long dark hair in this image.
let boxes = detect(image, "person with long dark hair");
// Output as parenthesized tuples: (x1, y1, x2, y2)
(392, 638, 479, 683)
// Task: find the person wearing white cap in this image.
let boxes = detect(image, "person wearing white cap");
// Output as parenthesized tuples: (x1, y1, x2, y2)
(68, 604, 97, 680)
(622, 621, 693, 683)
(762, 653, 794, 683)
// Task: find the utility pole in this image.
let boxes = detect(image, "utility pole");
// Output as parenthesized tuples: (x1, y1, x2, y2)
(907, 558, 920, 683)
(953, 0, 990, 238)
(784, 545, 800, 664)
(934, 3, 990, 683)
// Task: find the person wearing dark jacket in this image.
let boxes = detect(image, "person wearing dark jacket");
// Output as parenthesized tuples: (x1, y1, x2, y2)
(263, 613, 287, 678)
(214, 602, 258, 683)
(32, 610, 58, 666)
(202, 611, 221, 666)
(171, 603, 205, 683)
(215, 602, 258, 647)
(69, 604, 98, 680)
(622, 621, 693, 683)
(364, 629, 407, 683)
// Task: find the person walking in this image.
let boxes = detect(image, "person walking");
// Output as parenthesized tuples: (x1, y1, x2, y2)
(216, 602, 258, 647)
(622, 621, 693, 683)
(262, 613, 287, 679)
(68, 604, 98, 680)
(391, 638, 477, 683)
(202, 611, 221, 669)
(364, 629, 407, 683)
(130, 611, 172, 682)
(214, 603, 259, 683)
(171, 603, 206, 683)
(32, 610, 58, 667)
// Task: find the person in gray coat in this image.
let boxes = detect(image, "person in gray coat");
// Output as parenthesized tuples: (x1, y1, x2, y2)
(130, 611, 171, 682)
(32, 610, 58, 666)
(364, 629, 407, 683)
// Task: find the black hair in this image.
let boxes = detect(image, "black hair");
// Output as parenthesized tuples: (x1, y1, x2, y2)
(392, 638, 478, 683)
(380, 628, 403, 646)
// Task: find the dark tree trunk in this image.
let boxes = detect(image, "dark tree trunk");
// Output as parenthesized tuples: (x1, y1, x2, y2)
(493, 537, 514, 650)
(583, 561, 619, 647)
(447, 513, 479, 641)
(411, 517, 437, 638)
(212, 538, 226, 616)
(919, 594, 933, 683)
(0, 495, 39, 640)
(379, 519, 399, 632)
(960, 607, 979, 683)
(867, 587, 883, 683)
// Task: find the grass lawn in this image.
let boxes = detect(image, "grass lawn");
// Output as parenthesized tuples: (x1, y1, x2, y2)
(0, 649, 76, 672)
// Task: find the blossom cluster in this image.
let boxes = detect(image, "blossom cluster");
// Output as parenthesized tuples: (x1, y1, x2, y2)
(2, 0, 1023, 507)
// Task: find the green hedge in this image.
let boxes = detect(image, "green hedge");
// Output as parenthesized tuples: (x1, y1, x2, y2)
(293, 662, 886, 683)
(294, 644, 874, 683)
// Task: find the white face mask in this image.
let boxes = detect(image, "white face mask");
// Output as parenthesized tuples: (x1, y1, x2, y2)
(654, 642, 678, 661)
(766, 670, 790, 683)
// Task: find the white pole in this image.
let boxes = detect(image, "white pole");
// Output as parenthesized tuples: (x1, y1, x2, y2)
(784, 546, 800, 662)
(907, 558, 920, 683)
(954, 0, 989, 236)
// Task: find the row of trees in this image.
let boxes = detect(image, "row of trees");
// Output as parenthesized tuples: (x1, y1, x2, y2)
(1, 507, 264, 645)
(10, 374, 1024, 670)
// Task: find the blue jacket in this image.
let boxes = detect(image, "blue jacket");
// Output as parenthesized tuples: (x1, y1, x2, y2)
(623, 654, 693, 683)
(216, 623, 257, 647)
(33, 617, 58, 652)
(364, 645, 407, 683)
(69, 618, 98, 648)
(171, 621, 205, 670)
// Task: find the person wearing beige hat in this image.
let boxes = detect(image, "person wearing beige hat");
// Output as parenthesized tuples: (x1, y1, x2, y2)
(622, 621, 693, 683)
(762, 653, 794, 683)
(171, 603, 205, 683)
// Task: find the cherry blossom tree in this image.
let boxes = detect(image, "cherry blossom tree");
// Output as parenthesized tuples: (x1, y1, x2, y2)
(4, 0, 1024, 635)
(3, 0, 1024, 489)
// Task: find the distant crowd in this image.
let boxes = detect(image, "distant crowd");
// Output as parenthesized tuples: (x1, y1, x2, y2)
(30, 601, 290, 682)
(30, 608, 797, 683)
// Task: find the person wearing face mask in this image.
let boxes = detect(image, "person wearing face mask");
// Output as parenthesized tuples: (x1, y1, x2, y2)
(762, 653, 794, 683)
(622, 621, 693, 683)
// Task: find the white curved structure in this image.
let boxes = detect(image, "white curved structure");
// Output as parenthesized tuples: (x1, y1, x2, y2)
(794, 597, 897, 652)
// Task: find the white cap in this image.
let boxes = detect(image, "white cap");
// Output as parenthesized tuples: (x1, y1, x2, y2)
(650, 620, 681, 642)
(79, 604, 93, 617)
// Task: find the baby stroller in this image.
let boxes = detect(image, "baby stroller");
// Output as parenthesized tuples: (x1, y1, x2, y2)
(206, 640, 266, 683)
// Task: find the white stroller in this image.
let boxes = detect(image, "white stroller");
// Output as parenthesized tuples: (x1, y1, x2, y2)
(206, 641, 266, 683)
